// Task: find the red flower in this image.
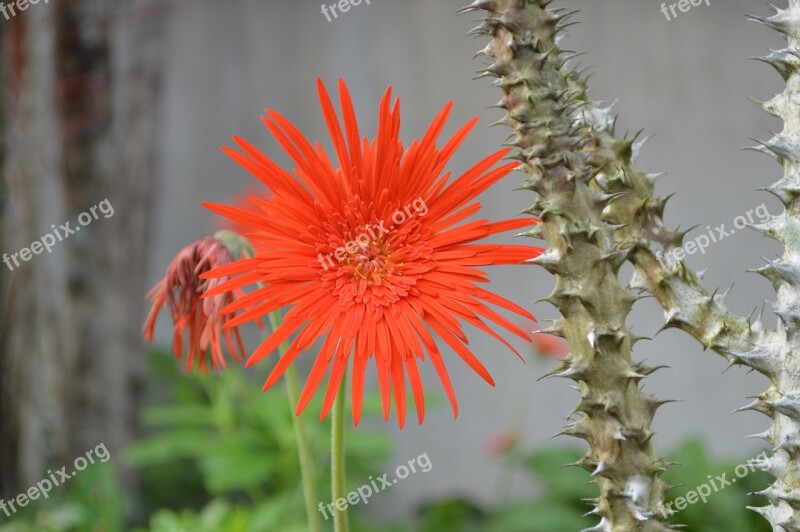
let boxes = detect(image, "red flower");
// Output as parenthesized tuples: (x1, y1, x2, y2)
(520, 321, 569, 360)
(144, 236, 246, 372)
(524, 322, 569, 360)
(203, 79, 544, 426)
(485, 429, 519, 455)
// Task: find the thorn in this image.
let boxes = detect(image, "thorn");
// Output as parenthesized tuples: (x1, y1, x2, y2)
(456, 0, 497, 15)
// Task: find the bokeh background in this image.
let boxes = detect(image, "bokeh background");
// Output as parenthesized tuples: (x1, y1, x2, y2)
(0, 0, 788, 530)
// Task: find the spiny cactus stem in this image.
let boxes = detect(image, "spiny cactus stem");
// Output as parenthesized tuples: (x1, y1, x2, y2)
(467, 1, 673, 529)
(595, 3, 800, 528)
(475, 0, 800, 528)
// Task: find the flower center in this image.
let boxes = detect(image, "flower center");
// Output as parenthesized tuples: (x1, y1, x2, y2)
(315, 206, 433, 309)
(342, 233, 395, 285)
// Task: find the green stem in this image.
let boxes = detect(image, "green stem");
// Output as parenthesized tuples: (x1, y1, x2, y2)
(268, 311, 321, 532)
(493, 363, 531, 507)
(331, 372, 348, 532)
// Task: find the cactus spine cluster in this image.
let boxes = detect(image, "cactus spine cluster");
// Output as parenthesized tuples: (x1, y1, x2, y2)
(738, 3, 800, 528)
(462, 1, 673, 529)
(591, 4, 800, 525)
(465, 0, 800, 529)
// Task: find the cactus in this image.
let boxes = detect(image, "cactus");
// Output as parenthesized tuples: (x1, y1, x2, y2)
(461, 1, 674, 529)
(464, 0, 800, 528)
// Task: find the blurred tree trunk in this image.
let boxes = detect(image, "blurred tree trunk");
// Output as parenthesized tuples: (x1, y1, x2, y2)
(0, 0, 162, 498)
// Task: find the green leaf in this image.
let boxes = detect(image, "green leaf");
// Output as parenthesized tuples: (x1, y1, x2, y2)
(490, 500, 592, 531)
(524, 447, 595, 500)
(124, 430, 219, 466)
(346, 431, 393, 461)
(200, 449, 278, 494)
(142, 405, 215, 428)
(248, 494, 296, 530)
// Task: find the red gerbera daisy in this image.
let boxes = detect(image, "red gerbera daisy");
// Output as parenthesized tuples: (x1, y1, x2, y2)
(144, 235, 247, 372)
(202, 79, 543, 427)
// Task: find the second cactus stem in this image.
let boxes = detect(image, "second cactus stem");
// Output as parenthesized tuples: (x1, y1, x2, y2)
(463, 1, 673, 529)
(738, 3, 800, 527)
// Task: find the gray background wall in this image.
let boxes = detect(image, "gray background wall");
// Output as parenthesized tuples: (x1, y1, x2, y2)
(146, 0, 784, 519)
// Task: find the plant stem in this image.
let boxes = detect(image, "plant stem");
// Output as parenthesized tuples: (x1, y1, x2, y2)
(463, 2, 673, 528)
(331, 372, 348, 532)
(268, 311, 321, 532)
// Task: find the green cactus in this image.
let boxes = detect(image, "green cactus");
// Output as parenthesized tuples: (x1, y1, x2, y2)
(461, 1, 674, 529)
(464, 0, 800, 529)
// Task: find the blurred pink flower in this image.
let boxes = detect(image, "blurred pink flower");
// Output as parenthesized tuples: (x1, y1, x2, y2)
(521, 320, 569, 359)
(485, 429, 519, 455)
(144, 236, 246, 372)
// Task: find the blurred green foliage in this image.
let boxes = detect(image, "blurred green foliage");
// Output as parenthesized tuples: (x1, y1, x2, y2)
(658, 439, 771, 531)
(418, 439, 771, 532)
(0, 459, 123, 531)
(0, 349, 773, 531)
(127, 348, 395, 531)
